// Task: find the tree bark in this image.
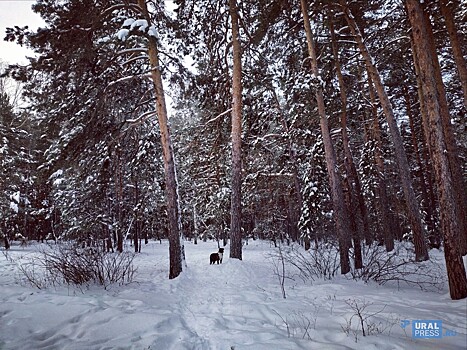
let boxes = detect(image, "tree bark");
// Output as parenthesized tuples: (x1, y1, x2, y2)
(134, 175, 139, 253)
(329, 14, 364, 268)
(116, 147, 123, 253)
(368, 75, 393, 252)
(301, 0, 350, 274)
(193, 204, 198, 245)
(406, 0, 467, 300)
(411, 36, 441, 245)
(423, 8, 467, 255)
(403, 86, 438, 248)
(138, 0, 184, 279)
(439, 0, 467, 108)
(229, 0, 243, 260)
(341, 0, 428, 261)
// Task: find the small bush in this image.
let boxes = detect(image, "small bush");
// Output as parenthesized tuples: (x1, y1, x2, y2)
(277, 240, 444, 290)
(277, 241, 340, 282)
(18, 243, 136, 289)
(349, 244, 445, 291)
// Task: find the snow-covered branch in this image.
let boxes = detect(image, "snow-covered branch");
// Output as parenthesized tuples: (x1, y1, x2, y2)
(117, 48, 148, 56)
(205, 108, 233, 125)
(104, 73, 152, 91)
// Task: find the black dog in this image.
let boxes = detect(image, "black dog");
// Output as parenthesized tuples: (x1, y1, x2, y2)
(210, 248, 224, 265)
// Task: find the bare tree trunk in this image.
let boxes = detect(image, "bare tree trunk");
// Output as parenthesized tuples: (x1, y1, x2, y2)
(403, 86, 438, 248)
(329, 14, 364, 268)
(368, 75, 393, 252)
(138, 0, 184, 279)
(229, 0, 243, 260)
(341, 0, 428, 261)
(193, 204, 198, 245)
(406, 0, 467, 300)
(134, 175, 139, 253)
(411, 37, 441, 246)
(116, 147, 123, 253)
(439, 0, 467, 108)
(301, 0, 350, 274)
(423, 8, 467, 255)
(3, 237, 10, 250)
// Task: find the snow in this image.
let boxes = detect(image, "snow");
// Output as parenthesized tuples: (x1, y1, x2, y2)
(148, 25, 158, 38)
(117, 28, 129, 41)
(123, 18, 135, 27)
(130, 19, 148, 32)
(0, 241, 466, 349)
(11, 191, 20, 203)
(9, 202, 18, 213)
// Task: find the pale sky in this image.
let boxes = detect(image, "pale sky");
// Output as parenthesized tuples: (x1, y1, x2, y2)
(0, 0, 44, 64)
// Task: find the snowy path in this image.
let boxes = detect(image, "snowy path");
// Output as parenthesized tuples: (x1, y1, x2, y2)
(172, 244, 309, 349)
(0, 241, 466, 349)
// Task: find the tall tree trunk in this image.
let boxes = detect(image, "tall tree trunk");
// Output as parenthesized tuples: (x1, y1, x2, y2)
(411, 37, 441, 245)
(406, 0, 467, 300)
(439, 0, 467, 108)
(116, 147, 123, 253)
(301, 0, 350, 274)
(229, 0, 243, 260)
(329, 14, 364, 268)
(134, 175, 139, 253)
(138, 0, 184, 279)
(368, 75, 393, 252)
(423, 8, 467, 255)
(341, 0, 428, 261)
(403, 86, 439, 248)
(193, 204, 198, 245)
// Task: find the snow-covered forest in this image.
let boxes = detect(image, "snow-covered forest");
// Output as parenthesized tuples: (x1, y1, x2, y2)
(0, 0, 466, 348)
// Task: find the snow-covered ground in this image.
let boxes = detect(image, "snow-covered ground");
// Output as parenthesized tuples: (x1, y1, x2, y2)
(0, 240, 465, 349)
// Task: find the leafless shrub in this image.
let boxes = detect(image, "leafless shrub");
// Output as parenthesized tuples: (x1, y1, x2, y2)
(272, 305, 320, 340)
(272, 240, 443, 291)
(268, 244, 288, 299)
(2, 250, 14, 263)
(42, 243, 136, 288)
(17, 257, 48, 289)
(14, 243, 136, 289)
(275, 241, 340, 282)
(349, 244, 445, 291)
(341, 298, 397, 342)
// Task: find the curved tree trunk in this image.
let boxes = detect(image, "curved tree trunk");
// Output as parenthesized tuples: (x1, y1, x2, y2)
(301, 0, 350, 274)
(406, 0, 467, 300)
(341, 0, 428, 261)
(229, 0, 243, 260)
(138, 0, 184, 279)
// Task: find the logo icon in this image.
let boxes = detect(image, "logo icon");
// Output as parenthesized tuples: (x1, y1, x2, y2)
(400, 320, 410, 329)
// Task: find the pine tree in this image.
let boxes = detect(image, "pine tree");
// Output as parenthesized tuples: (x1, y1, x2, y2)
(406, 0, 467, 300)
(300, 0, 350, 274)
(340, 0, 429, 261)
(228, 0, 243, 260)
